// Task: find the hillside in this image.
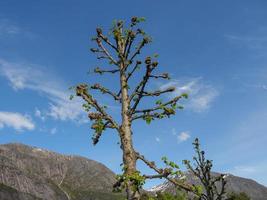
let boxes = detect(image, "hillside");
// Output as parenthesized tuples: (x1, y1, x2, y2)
(149, 172, 267, 200)
(1, 143, 267, 200)
(0, 143, 123, 200)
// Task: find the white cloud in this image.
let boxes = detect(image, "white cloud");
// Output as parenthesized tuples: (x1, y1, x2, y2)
(0, 58, 86, 123)
(155, 137, 160, 142)
(50, 127, 57, 135)
(177, 131, 190, 142)
(35, 108, 45, 121)
(160, 77, 218, 112)
(0, 111, 35, 131)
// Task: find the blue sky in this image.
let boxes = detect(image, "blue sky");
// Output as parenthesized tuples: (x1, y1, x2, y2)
(0, 0, 267, 189)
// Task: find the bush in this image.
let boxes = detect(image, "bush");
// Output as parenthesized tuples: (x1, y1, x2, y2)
(140, 190, 187, 200)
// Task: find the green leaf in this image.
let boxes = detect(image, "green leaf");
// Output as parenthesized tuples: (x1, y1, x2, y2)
(178, 105, 184, 109)
(153, 53, 159, 58)
(144, 116, 152, 124)
(69, 94, 74, 100)
(155, 99, 162, 105)
(181, 93, 189, 99)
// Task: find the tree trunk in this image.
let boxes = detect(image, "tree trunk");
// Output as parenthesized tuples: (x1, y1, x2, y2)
(120, 69, 140, 200)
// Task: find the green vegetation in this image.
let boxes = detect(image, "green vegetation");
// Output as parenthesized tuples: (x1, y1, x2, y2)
(227, 192, 250, 200)
(141, 191, 187, 200)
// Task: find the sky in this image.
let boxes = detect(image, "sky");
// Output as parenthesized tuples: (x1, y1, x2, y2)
(0, 0, 267, 189)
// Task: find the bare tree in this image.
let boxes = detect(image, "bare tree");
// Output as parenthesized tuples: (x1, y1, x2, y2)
(183, 138, 227, 200)
(74, 17, 196, 200)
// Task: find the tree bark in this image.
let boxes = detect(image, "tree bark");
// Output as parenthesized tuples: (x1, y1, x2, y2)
(120, 67, 140, 200)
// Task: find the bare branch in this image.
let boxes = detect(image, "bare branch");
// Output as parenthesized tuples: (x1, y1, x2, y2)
(143, 174, 167, 179)
(130, 58, 158, 113)
(136, 152, 194, 192)
(94, 67, 119, 74)
(133, 94, 185, 114)
(96, 38, 118, 65)
(128, 37, 150, 63)
(116, 61, 141, 97)
(123, 30, 136, 57)
(150, 73, 170, 80)
(90, 48, 105, 53)
(125, 28, 148, 59)
(90, 83, 120, 101)
(96, 28, 118, 51)
(76, 84, 119, 130)
(126, 60, 142, 82)
(136, 86, 175, 97)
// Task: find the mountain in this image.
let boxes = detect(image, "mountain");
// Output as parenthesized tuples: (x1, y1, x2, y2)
(0, 143, 124, 200)
(148, 172, 267, 200)
(1, 143, 267, 200)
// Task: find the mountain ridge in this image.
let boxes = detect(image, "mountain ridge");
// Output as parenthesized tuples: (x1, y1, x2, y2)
(0, 142, 124, 200)
(148, 171, 267, 200)
(0, 142, 267, 200)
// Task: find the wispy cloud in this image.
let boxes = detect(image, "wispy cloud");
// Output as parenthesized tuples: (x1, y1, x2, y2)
(225, 27, 267, 58)
(177, 131, 190, 142)
(34, 108, 46, 121)
(227, 162, 267, 186)
(160, 77, 218, 112)
(0, 19, 21, 36)
(50, 127, 57, 135)
(231, 165, 257, 174)
(225, 34, 267, 50)
(0, 111, 35, 131)
(171, 128, 191, 143)
(155, 137, 160, 143)
(0, 58, 87, 123)
(0, 18, 35, 40)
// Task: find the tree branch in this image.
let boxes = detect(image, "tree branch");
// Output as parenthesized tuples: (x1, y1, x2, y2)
(133, 94, 185, 114)
(94, 67, 119, 74)
(128, 37, 150, 63)
(116, 61, 141, 97)
(96, 38, 118, 65)
(76, 84, 119, 130)
(130, 58, 157, 114)
(136, 86, 175, 97)
(135, 152, 195, 193)
(90, 83, 121, 101)
(96, 28, 118, 51)
(143, 174, 167, 179)
(149, 73, 170, 80)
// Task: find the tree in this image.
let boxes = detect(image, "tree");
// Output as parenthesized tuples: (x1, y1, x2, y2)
(183, 138, 227, 200)
(73, 17, 196, 200)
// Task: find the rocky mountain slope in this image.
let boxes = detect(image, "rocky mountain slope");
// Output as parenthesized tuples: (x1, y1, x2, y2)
(1, 143, 267, 200)
(149, 172, 267, 200)
(0, 143, 123, 200)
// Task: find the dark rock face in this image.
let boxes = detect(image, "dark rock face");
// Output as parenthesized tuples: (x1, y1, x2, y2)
(0, 143, 123, 200)
(149, 172, 267, 200)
